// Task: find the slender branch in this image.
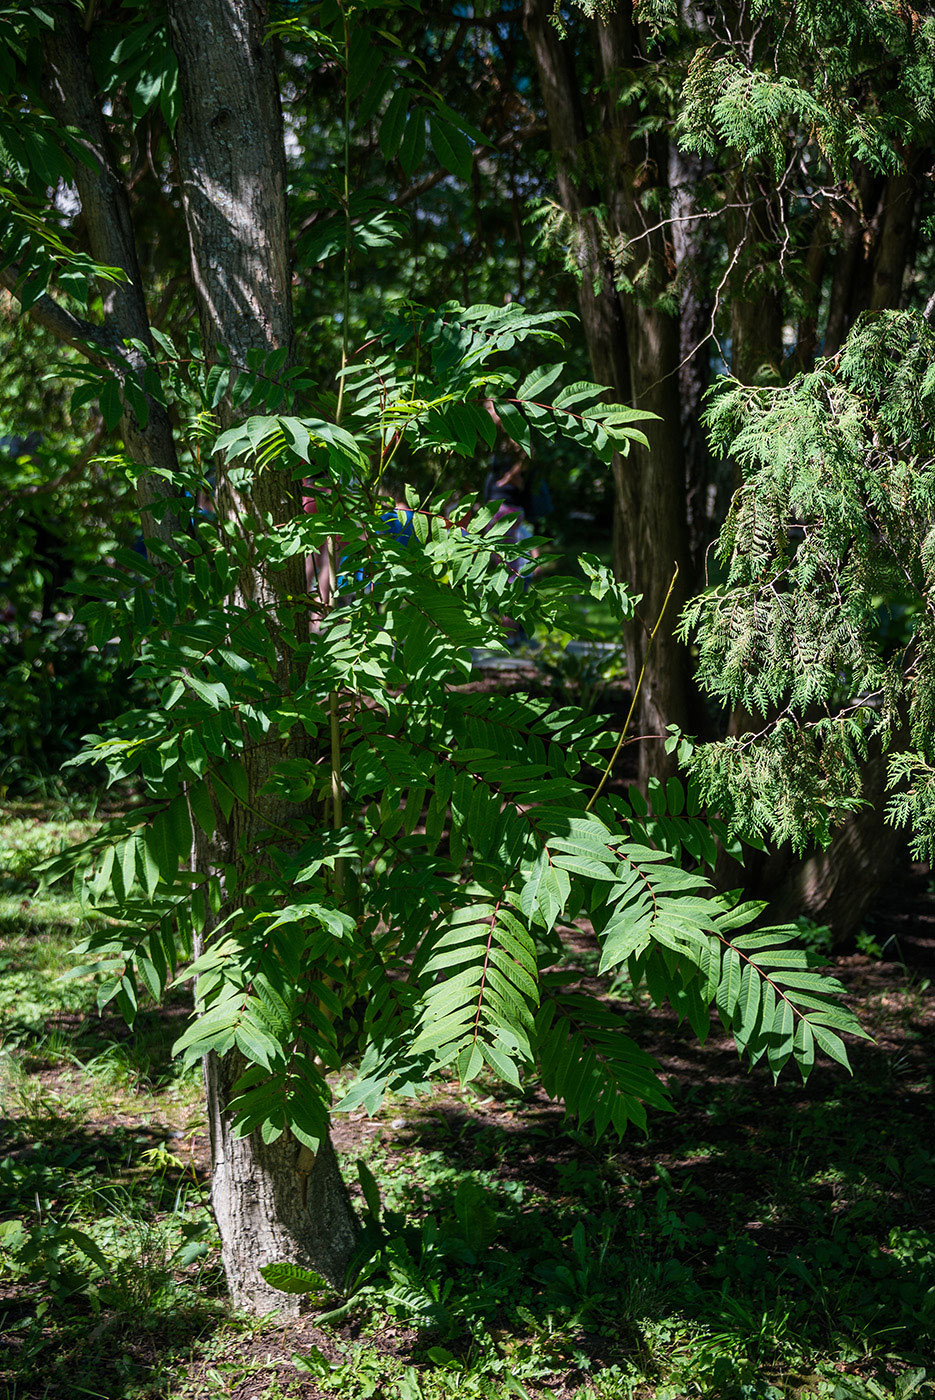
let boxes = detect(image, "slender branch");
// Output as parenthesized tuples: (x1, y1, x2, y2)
(0, 266, 115, 360)
(327, 4, 354, 901)
(587, 564, 680, 810)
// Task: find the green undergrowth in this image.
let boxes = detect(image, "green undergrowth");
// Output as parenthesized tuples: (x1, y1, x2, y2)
(0, 809, 217, 1400)
(1, 809, 933, 1400)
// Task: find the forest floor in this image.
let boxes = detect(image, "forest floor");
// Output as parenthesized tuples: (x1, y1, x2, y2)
(1, 712, 934, 1400)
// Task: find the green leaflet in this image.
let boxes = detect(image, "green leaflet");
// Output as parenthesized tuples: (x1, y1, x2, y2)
(258, 1262, 328, 1296)
(537, 987, 671, 1139)
(412, 899, 539, 1082)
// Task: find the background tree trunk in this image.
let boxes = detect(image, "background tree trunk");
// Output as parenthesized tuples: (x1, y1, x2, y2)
(760, 752, 908, 950)
(744, 170, 919, 943)
(41, 7, 179, 544)
(669, 144, 716, 577)
(868, 168, 920, 313)
(167, 0, 359, 1313)
(524, 0, 692, 783)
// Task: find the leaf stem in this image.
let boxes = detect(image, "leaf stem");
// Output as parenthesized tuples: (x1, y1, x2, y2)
(587, 563, 679, 811)
(334, 3, 352, 426)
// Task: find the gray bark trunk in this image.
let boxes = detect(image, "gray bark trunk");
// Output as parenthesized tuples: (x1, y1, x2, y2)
(204, 1050, 359, 1310)
(167, 0, 359, 1314)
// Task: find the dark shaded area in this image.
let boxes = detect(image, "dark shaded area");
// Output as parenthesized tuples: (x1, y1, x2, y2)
(369, 957, 933, 1376)
(170, 921, 935, 1400)
(0, 1116, 222, 1400)
(1, 926, 932, 1398)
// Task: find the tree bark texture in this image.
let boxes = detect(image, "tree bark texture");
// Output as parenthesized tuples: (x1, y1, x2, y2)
(167, 0, 294, 364)
(668, 144, 717, 577)
(823, 164, 919, 356)
(791, 205, 830, 374)
(867, 168, 919, 313)
(204, 1049, 359, 1311)
(167, 0, 359, 1313)
(167, 0, 301, 546)
(524, 0, 692, 784)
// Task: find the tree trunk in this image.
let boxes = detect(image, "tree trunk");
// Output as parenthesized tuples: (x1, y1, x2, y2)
(205, 1050, 359, 1311)
(167, 0, 359, 1313)
(524, 0, 692, 783)
(41, 7, 180, 544)
(868, 167, 919, 313)
(669, 143, 716, 577)
(761, 753, 908, 951)
(791, 205, 830, 374)
(750, 168, 919, 939)
(730, 284, 783, 385)
(824, 169, 882, 356)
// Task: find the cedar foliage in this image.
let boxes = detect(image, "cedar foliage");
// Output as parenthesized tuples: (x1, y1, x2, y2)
(682, 309, 935, 858)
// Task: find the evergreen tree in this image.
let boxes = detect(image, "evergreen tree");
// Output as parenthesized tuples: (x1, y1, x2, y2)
(518, 0, 935, 785)
(682, 308, 935, 862)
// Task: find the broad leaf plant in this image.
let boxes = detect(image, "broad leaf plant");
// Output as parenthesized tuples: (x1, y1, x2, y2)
(42, 301, 867, 1158)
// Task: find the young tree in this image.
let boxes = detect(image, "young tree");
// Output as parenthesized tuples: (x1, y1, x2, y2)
(2, 0, 358, 1312)
(5, 0, 866, 1316)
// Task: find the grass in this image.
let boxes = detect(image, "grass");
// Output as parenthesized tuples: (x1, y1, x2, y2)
(1, 805, 933, 1400)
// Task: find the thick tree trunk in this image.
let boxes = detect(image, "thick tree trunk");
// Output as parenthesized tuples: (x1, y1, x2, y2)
(868, 168, 919, 313)
(730, 285, 783, 385)
(205, 1051, 359, 1311)
(167, 0, 359, 1313)
(594, 10, 692, 778)
(615, 297, 691, 777)
(791, 206, 830, 374)
(724, 173, 786, 390)
(524, 0, 692, 783)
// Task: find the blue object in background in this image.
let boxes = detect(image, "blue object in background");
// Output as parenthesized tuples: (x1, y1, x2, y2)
(379, 506, 415, 546)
